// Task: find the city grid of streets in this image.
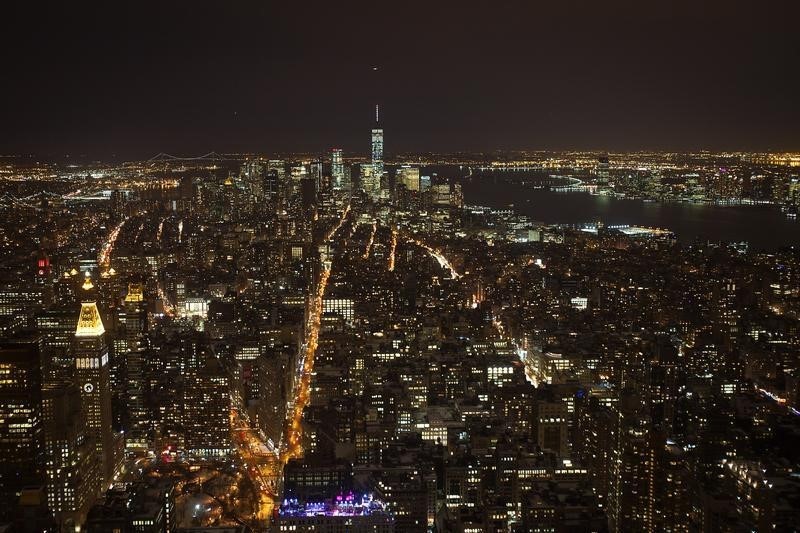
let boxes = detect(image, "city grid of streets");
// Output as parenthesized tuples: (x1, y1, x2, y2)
(2, 0, 800, 529)
(94, 194, 476, 528)
(3, 150, 800, 531)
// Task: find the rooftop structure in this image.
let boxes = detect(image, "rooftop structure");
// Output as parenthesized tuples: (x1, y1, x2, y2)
(75, 301, 105, 337)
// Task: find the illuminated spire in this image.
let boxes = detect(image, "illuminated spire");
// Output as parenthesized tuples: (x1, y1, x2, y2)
(82, 274, 95, 291)
(375, 104, 379, 124)
(75, 301, 105, 337)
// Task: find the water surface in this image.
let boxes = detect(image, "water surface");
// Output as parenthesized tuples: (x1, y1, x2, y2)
(462, 178, 800, 250)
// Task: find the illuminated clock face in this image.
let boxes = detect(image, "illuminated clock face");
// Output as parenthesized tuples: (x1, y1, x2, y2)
(38, 269, 45, 276)
(83, 382, 94, 393)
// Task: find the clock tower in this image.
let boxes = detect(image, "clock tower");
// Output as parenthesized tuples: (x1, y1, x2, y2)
(72, 285, 115, 486)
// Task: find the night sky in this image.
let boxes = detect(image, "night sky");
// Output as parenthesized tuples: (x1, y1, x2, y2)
(2, 1, 799, 159)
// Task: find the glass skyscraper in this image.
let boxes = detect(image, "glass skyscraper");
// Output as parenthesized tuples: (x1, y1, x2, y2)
(371, 105, 384, 179)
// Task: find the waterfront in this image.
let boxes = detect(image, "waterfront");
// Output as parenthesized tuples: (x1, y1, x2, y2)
(463, 177, 800, 250)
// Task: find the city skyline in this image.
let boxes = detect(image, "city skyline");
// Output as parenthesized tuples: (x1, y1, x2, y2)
(3, 119, 800, 531)
(2, 3, 800, 532)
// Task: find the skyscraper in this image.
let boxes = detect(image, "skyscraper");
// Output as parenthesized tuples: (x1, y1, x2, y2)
(396, 166, 420, 192)
(121, 283, 148, 451)
(608, 388, 656, 532)
(331, 148, 344, 190)
(42, 383, 100, 531)
(371, 105, 384, 181)
(596, 155, 610, 183)
(109, 189, 126, 221)
(300, 176, 318, 215)
(183, 354, 231, 457)
(35, 307, 79, 386)
(360, 164, 380, 198)
(0, 335, 44, 521)
(72, 296, 115, 484)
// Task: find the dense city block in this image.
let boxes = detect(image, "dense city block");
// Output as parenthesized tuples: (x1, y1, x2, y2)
(2, 145, 800, 532)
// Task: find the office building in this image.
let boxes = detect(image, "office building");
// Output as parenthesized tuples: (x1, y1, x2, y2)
(371, 105, 384, 180)
(121, 283, 148, 451)
(42, 383, 100, 532)
(396, 166, 420, 192)
(331, 148, 344, 190)
(183, 354, 231, 457)
(85, 481, 176, 533)
(0, 336, 44, 521)
(72, 296, 116, 484)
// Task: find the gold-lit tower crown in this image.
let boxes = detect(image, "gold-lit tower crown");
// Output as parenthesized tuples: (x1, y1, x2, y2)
(75, 301, 105, 337)
(125, 283, 144, 302)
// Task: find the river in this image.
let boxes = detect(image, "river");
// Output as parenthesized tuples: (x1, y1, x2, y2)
(460, 177, 800, 251)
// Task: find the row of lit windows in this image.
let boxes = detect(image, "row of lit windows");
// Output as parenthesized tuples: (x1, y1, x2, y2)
(76, 354, 108, 368)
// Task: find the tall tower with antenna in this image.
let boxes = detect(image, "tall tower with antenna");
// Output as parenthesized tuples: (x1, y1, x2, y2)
(371, 104, 384, 180)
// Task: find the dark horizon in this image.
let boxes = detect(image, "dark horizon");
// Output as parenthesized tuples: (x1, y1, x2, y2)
(2, 0, 799, 159)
